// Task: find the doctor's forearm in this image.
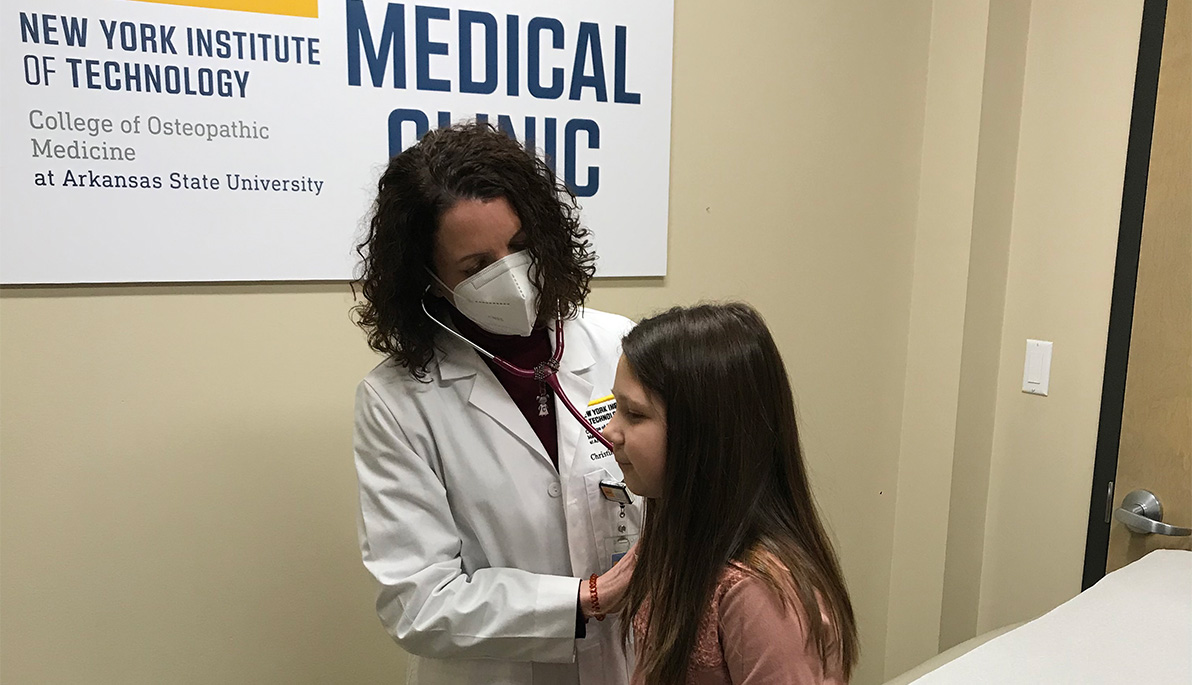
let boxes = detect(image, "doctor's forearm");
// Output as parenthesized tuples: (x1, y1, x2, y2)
(376, 569, 582, 662)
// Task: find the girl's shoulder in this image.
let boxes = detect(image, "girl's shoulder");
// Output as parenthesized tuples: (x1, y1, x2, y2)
(716, 559, 846, 684)
(720, 551, 798, 600)
(713, 562, 756, 605)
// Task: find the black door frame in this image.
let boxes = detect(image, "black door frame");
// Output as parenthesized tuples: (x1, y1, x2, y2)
(1081, 0, 1168, 591)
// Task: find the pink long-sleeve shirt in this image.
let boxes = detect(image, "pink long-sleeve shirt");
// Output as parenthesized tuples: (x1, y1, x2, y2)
(632, 564, 846, 685)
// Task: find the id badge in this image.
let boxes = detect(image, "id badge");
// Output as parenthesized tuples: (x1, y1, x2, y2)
(599, 479, 634, 505)
(599, 479, 635, 567)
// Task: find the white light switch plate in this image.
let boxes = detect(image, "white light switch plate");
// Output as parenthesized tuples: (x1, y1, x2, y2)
(1023, 339, 1052, 396)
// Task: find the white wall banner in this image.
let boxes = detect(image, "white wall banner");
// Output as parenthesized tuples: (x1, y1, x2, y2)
(0, 0, 673, 283)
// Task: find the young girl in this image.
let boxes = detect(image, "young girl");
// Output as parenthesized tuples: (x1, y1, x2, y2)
(600, 303, 858, 685)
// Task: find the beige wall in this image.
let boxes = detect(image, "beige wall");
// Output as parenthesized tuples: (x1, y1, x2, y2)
(884, 0, 1145, 676)
(1, 1, 935, 684)
(0, 287, 404, 684)
(884, 0, 993, 673)
(976, 0, 1145, 633)
(939, 0, 1031, 654)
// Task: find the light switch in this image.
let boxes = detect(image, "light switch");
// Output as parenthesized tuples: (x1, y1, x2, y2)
(1022, 340, 1052, 396)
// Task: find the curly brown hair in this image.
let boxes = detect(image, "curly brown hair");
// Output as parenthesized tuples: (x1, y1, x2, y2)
(352, 122, 596, 377)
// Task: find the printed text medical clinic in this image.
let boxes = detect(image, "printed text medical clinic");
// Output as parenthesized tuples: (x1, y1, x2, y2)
(347, 1, 643, 198)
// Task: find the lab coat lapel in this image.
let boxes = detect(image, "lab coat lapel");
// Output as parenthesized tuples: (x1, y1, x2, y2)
(468, 368, 554, 469)
(436, 331, 554, 469)
(553, 318, 597, 479)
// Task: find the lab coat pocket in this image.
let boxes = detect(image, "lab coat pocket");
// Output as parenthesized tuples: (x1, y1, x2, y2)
(582, 470, 642, 574)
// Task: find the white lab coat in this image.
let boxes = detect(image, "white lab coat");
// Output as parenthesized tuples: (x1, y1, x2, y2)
(354, 308, 641, 685)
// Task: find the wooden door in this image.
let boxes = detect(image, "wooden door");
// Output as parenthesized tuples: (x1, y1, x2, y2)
(1105, 0, 1192, 573)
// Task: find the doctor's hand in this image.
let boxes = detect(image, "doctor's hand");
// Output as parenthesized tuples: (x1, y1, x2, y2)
(581, 544, 638, 619)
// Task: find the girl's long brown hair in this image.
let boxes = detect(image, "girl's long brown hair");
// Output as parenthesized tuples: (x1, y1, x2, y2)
(620, 303, 858, 684)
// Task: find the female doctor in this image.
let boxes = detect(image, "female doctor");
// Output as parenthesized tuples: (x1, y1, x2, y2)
(352, 122, 641, 685)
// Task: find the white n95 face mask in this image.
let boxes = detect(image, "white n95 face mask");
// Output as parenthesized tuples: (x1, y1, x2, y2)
(431, 250, 541, 336)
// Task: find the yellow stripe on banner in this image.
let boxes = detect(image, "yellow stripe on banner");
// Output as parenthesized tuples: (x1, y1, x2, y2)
(588, 394, 614, 407)
(129, 0, 318, 18)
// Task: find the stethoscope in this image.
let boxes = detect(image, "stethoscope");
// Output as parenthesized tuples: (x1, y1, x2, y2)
(421, 297, 617, 453)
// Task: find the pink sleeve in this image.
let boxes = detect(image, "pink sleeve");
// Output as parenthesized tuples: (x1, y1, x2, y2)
(718, 576, 842, 685)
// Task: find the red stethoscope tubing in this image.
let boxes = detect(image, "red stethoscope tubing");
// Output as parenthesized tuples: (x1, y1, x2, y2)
(422, 299, 617, 453)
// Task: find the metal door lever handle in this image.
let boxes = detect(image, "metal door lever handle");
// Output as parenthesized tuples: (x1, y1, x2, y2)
(1114, 489, 1191, 536)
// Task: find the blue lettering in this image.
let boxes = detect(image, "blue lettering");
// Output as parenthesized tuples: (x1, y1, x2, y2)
(614, 26, 640, 104)
(19, 13, 40, 43)
(506, 14, 519, 97)
(196, 29, 213, 57)
(459, 10, 496, 94)
(346, 0, 406, 88)
(399, 112, 584, 185)
(527, 17, 563, 99)
(105, 61, 120, 90)
(569, 23, 606, 102)
(42, 14, 60, 45)
(215, 30, 232, 58)
(564, 119, 599, 197)
(388, 108, 429, 156)
(416, 6, 450, 92)
(120, 23, 136, 51)
(20, 12, 87, 47)
(61, 16, 88, 47)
